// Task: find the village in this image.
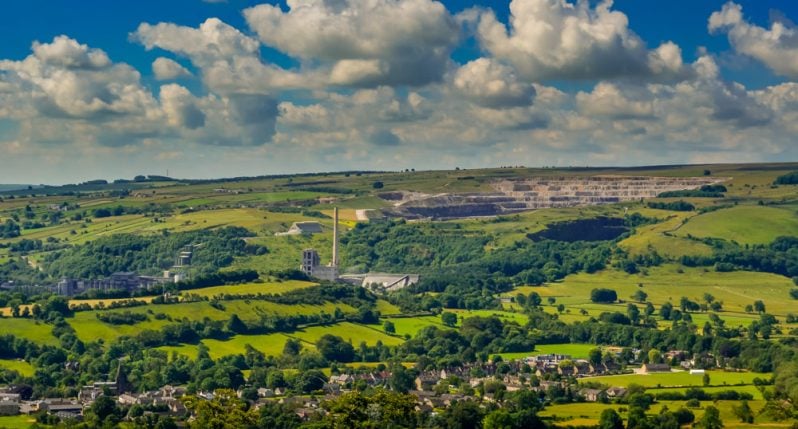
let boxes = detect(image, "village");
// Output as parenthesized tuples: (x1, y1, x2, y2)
(0, 347, 725, 423)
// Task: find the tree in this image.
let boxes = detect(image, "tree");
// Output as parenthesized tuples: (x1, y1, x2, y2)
(372, 181, 384, 189)
(695, 406, 723, 429)
(632, 290, 648, 303)
(226, 314, 247, 334)
(547, 297, 556, 306)
(527, 292, 542, 307)
(441, 312, 458, 327)
(388, 364, 415, 393)
(282, 338, 302, 357)
(753, 300, 766, 314)
(627, 304, 640, 325)
(316, 335, 355, 362)
(660, 302, 673, 320)
(588, 348, 603, 366)
(702, 373, 710, 387)
(182, 389, 257, 429)
(648, 349, 662, 364)
(732, 400, 754, 423)
(383, 320, 396, 334)
(598, 408, 624, 429)
(591, 288, 618, 303)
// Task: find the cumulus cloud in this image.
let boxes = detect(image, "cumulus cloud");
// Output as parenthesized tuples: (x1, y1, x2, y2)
(453, 58, 536, 108)
(709, 2, 798, 78)
(576, 82, 654, 119)
(160, 84, 205, 129)
(475, 0, 689, 81)
(133, 18, 309, 93)
(152, 57, 191, 80)
(0, 36, 157, 121)
(243, 0, 460, 87)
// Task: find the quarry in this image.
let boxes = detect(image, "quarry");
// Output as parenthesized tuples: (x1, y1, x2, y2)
(382, 175, 727, 219)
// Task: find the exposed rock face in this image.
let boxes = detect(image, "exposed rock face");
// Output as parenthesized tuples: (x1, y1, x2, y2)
(383, 175, 726, 219)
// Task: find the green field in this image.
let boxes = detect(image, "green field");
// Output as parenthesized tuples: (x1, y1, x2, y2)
(497, 343, 598, 360)
(0, 359, 35, 376)
(0, 415, 37, 429)
(582, 370, 769, 388)
(515, 264, 796, 316)
(647, 384, 766, 400)
(0, 318, 57, 345)
(288, 322, 405, 347)
(185, 280, 317, 298)
(68, 300, 356, 344)
(677, 205, 798, 245)
(540, 400, 779, 428)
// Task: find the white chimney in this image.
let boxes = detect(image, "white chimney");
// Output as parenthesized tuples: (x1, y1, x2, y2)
(332, 207, 339, 268)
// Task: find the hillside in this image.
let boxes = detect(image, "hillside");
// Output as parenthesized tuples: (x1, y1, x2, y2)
(1, 163, 798, 427)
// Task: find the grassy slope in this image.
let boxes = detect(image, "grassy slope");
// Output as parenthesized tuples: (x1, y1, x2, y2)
(0, 318, 57, 345)
(677, 205, 798, 245)
(515, 264, 796, 316)
(0, 359, 35, 376)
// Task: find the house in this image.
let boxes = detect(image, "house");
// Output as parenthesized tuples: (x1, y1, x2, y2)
(605, 386, 627, 398)
(580, 388, 603, 402)
(689, 369, 706, 375)
(415, 373, 440, 391)
(640, 363, 671, 373)
(0, 394, 20, 416)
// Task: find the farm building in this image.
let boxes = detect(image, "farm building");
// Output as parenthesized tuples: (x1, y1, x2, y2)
(640, 363, 672, 373)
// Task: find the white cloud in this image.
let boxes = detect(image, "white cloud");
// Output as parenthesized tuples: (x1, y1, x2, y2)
(475, 0, 690, 81)
(133, 18, 310, 93)
(243, 0, 460, 87)
(709, 2, 798, 78)
(160, 84, 205, 129)
(576, 82, 654, 119)
(152, 57, 191, 80)
(453, 58, 536, 108)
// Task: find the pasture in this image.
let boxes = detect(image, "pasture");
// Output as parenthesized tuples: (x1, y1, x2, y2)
(540, 400, 779, 428)
(0, 415, 37, 429)
(515, 264, 796, 316)
(0, 359, 35, 376)
(287, 322, 405, 347)
(0, 318, 57, 345)
(582, 370, 769, 388)
(184, 280, 317, 298)
(676, 205, 798, 245)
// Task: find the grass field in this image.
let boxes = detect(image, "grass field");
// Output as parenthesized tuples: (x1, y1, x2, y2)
(0, 415, 37, 429)
(0, 359, 35, 376)
(677, 205, 798, 245)
(515, 264, 797, 316)
(68, 300, 356, 344)
(582, 370, 769, 388)
(287, 322, 405, 347)
(619, 211, 713, 258)
(647, 384, 766, 400)
(159, 333, 296, 360)
(184, 280, 317, 298)
(540, 400, 781, 428)
(0, 318, 57, 345)
(497, 343, 598, 360)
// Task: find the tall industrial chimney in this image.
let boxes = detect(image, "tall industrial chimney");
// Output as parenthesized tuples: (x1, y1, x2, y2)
(332, 207, 339, 268)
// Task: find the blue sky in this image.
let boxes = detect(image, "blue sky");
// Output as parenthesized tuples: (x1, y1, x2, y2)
(1, 0, 798, 183)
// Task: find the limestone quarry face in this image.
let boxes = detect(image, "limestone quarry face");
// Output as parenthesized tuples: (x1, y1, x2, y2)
(381, 175, 727, 219)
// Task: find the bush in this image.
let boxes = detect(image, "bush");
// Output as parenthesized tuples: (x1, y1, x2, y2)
(372, 181, 384, 189)
(591, 288, 618, 303)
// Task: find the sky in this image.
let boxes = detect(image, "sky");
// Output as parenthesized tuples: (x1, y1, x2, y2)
(2, 0, 798, 184)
